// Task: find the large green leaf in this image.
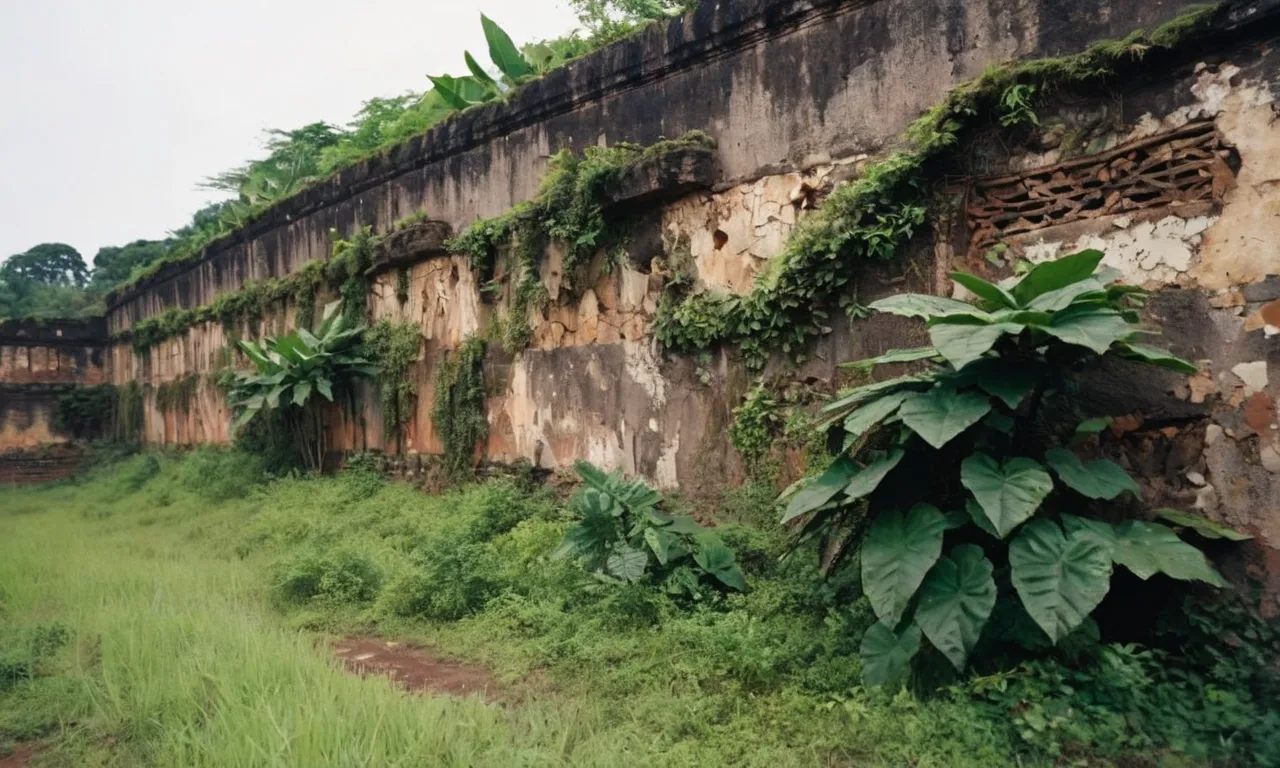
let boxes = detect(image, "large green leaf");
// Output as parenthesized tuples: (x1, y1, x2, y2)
(1061, 515, 1227, 586)
(965, 498, 1001, 538)
(643, 527, 674, 565)
(842, 391, 913, 439)
(897, 387, 992, 449)
(694, 539, 748, 591)
(821, 374, 936, 425)
(1011, 249, 1105, 306)
(1041, 308, 1133, 354)
(960, 453, 1053, 538)
(860, 621, 921, 688)
(780, 456, 857, 524)
(951, 271, 1018, 309)
(1116, 343, 1199, 374)
(1044, 447, 1140, 500)
(915, 544, 997, 671)
(291, 380, 313, 407)
(606, 546, 650, 583)
(929, 322, 1024, 370)
(428, 75, 476, 110)
(843, 450, 905, 500)
(972, 358, 1043, 409)
(1009, 519, 1113, 643)
(869, 293, 989, 321)
(481, 14, 533, 80)
(1154, 508, 1252, 541)
(862, 504, 948, 626)
(464, 51, 501, 93)
(1025, 278, 1106, 312)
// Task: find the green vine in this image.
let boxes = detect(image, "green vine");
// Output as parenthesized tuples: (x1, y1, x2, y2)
(155, 374, 200, 415)
(652, 5, 1218, 370)
(54, 385, 117, 439)
(448, 131, 715, 351)
(327, 226, 380, 326)
(113, 381, 145, 441)
(728, 384, 781, 479)
(395, 267, 411, 305)
(364, 320, 422, 452)
(431, 335, 488, 479)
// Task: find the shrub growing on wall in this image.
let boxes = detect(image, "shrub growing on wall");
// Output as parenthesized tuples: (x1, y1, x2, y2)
(225, 301, 377, 472)
(781, 250, 1246, 688)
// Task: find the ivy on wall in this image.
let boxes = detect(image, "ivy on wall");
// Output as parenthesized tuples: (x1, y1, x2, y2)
(54, 385, 117, 440)
(364, 319, 423, 452)
(155, 374, 200, 415)
(113, 382, 145, 442)
(448, 131, 715, 352)
(431, 335, 488, 478)
(652, 5, 1219, 370)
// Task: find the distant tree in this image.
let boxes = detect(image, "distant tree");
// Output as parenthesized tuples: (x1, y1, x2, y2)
(90, 239, 170, 291)
(570, 0, 697, 42)
(1, 243, 89, 287)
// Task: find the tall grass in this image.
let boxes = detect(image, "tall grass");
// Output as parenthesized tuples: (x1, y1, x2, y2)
(0, 452, 1026, 767)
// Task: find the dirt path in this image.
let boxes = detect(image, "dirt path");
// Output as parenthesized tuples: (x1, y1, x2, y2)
(0, 744, 42, 768)
(334, 637, 498, 698)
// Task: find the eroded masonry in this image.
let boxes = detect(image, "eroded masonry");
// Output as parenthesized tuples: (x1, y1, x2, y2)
(3, 0, 1279, 602)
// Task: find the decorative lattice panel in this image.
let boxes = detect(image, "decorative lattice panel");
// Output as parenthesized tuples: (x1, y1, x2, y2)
(965, 120, 1236, 253)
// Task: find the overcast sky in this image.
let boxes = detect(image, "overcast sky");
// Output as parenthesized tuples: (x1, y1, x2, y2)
(0, 0, 581, 264)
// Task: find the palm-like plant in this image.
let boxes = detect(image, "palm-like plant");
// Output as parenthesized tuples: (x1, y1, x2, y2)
(226, 301, 377, 472)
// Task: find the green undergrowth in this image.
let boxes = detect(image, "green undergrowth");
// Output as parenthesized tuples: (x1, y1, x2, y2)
(3, 449, 1276, 766)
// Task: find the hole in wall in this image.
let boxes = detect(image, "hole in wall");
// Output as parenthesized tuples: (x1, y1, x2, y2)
(712, 229, 728, 250)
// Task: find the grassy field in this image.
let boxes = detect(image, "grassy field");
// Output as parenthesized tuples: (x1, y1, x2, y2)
(1, 450, 1275, 767)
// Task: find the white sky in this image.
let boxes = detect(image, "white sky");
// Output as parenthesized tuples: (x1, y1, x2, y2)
(0, 0, 581, 263)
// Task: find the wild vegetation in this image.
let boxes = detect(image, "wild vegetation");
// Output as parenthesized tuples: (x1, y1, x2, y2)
(2, 447, 1275, 766)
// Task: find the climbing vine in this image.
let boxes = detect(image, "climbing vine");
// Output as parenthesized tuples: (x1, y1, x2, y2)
(652, 5, 1218, 369)
(364, 319, 422, 452)
(113, 381, 145, 441)
(327, 226, 380, 325)
(155, 374, 200, 415)
(54, 385, 117, 439)
(395, 267, 411, 305)
(448, 131, 715, 351)
(431, 335, 488, 479)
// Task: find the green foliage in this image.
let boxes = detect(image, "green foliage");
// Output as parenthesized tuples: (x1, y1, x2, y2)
(0, 623, 69, 693)
(363, 320, 421, 449)
(53, 384, 116, 439)
(179, 447, 266, 501)
(449, 132, 714, 351)
(652, 6, 1220, 369)
(432, 335, 488, 479)
(272, 549, 382, 606)
(327, 227, 379, 325)
(728, 384, 781, 477)
(226, 301, 376, 471)
(112, 381, 145, 442)
(557, 461, 747, 597)
(154, 373, 199, 415)
(785, 252, 1231, 684)
(569, 0, 696, 44)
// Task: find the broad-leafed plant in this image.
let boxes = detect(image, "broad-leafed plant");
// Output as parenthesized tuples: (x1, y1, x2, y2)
(226, 301, 377, 472)
(558, 461, 747, 597)
(781, 249, 1247, 688)
(429, 15, 571, 111)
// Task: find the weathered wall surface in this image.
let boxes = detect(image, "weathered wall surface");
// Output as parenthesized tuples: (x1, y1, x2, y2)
(0, 319, 107, 450)
(6, 0, 1280, 603)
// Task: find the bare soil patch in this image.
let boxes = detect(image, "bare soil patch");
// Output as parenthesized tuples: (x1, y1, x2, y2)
(0, 743, 42, 768)
(334, 637, 498, 698)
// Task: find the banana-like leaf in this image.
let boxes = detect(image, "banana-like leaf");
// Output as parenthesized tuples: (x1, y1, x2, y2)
(929, 321, 1025, 370)
(781, 456, 857, 524)
(1041, 308, 1134, 354)
(481, 14, 533, 81)
(839, 346, 940, 371)
(951, 271, 1018, 309)
(1116, 343, 1198, 374)
(429, 75, 476, 110)
(1010, 249, 1105, 306)
(842, 391, 914, 440)
(464, 51, 501, 93)
(869, 293, 989, 321)
(292, 380, 312, 407)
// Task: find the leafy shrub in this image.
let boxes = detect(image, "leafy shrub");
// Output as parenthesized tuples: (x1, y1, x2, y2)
(339, 452, 386, 501)
(0, 622, 69, 693)
(557, 461, 747, 598)
(783, 250, 1245, 688)
(271, 549, 382, 606)
(179, 447, 265, 501)
(121, 454, 161, 493)
(379, 537, 498, 620)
